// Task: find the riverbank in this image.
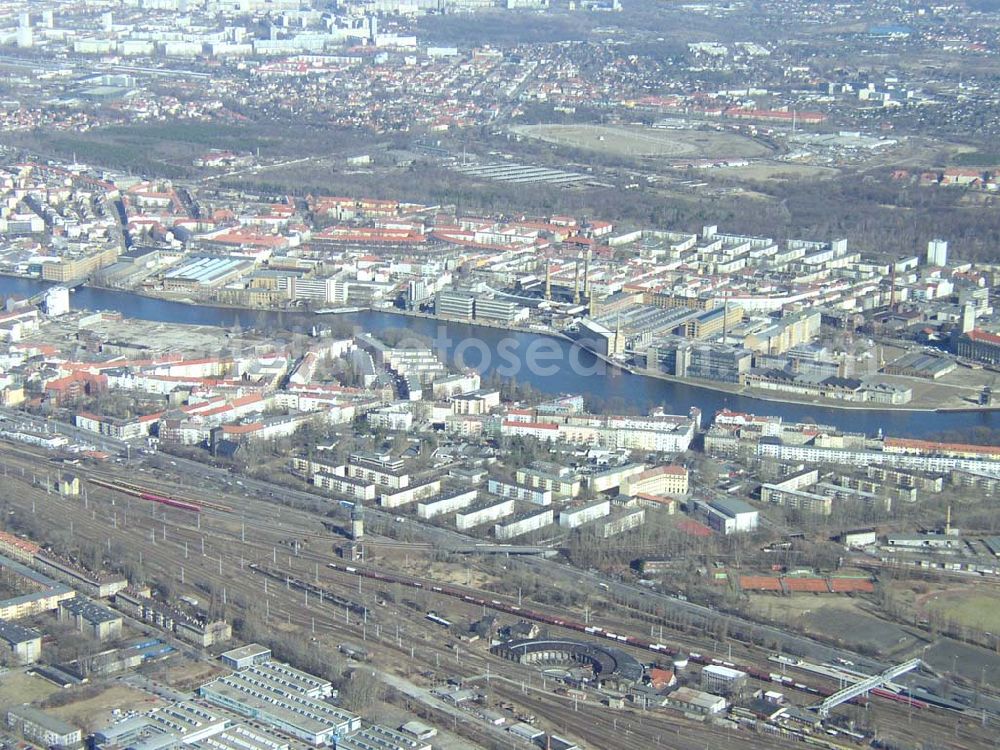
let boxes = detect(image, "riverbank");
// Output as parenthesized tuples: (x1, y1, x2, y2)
(0, 273, 996, 436)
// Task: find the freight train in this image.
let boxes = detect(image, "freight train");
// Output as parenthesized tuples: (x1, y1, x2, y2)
(326, 562, 872, 706)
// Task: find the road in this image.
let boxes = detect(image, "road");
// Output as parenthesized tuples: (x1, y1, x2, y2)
(3, 405, 999, 717)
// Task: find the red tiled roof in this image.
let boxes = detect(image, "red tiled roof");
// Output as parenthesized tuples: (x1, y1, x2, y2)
(676, 518, 713, 537)
(884, 436, 1000, 457)
(965, 329, 1000, 345)
(0, 529, 40, 556)
(502, 420, 558, 430)
(635, 493, 676, 507)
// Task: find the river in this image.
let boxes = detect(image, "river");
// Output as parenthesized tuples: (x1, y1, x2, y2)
(2, 276, 995, 438)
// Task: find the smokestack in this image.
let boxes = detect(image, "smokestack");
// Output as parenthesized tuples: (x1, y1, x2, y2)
(544, 262, 551, 300)
(573, 258, 580, 304)
(889, 261, 896, 310)
(583, 247, 591, 298)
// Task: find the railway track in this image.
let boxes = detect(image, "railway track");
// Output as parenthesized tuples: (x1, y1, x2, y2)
(2, 445, 997, 749)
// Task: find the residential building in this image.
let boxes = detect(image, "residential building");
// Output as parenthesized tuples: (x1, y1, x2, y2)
(487, 478, 553, 506)
(495, 509, 554, 540)
(455, 499, 516, 530)
(516, 463, 582, 498)
(0, 619, 41, 664)
(6, 706, 82, 748)
(558, 500, 611, 529)
(416, 488, 479, 519)
(312, 473, 377, 502)
(621, 465, 688, 497)
(599, 508, 646, 538)
(58, 597, 124, 640)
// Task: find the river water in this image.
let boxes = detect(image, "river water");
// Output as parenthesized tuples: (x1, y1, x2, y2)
(2, 276, 994, 438)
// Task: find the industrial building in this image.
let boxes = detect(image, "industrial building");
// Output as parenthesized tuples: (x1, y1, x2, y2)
(163, 256, 256, 291)
(697, 497, 759, 534)
(956, 330, 1000, 366)
(701, 665, 748, 695)
(220, 643, 272, 670)
(335, 724, 431, 750)
(665, 687, 727, 715)
(473, 296, 527, 324)
(434, 290, 475, 320)
(199, 661, 355, 745)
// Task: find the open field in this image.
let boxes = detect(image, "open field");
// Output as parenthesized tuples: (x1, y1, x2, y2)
(0, 670, 59, 709)
(712, 161, 841, 182)
(923, 589, 1000, 633)
(512, 123, 772, 159)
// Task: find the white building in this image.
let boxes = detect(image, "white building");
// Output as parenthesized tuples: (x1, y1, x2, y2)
(558, 500, 611, 529)
(366, 404, 414, 431)
(312, 473, 377, 501)
(698, 497, 758, 534)
(43, 286, 70, 317)
(487, 479, 553, 506)
(416, 489, 479, 519)
(455, 499, 515, 530)
(701, 665, 748, 695)
(494, 509, 554, 540)
(926, 238, 948, 267)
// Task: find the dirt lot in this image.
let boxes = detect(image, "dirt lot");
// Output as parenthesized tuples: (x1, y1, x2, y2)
(0, 669, 59, 709)
(512, 123, 771, 159)
(746, 593, 864, 622)
(800, 608, 925, 657)
(153, 661, 229, 692)
(46, 684, 163, 732)
(922, 640, 1000, 690)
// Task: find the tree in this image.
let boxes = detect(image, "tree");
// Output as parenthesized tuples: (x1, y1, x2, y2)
(339, 669, 385, 711)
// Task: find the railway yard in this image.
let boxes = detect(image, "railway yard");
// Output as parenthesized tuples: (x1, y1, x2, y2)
(1, 440, 998, 750)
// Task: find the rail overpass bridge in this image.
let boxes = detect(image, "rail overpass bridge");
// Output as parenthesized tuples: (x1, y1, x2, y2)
(815, 658, 922, 717)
